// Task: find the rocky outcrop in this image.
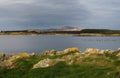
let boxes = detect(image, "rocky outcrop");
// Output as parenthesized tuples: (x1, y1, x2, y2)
(63, 47, 79, 54)
(114, 49, 120, 57)
(41, 50, 61, 56)
(1, 48, 120, 69)
(0, 54, 12, 61)
(17, 52, 30, 58)
(0, 52, 30, 69)
(85, 48, 100, 54)
(40, 48, 80, 56)
(85, 48, 115, 55)
(33, 58, 56, 69)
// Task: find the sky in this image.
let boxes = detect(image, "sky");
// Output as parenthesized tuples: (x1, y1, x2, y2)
(0, 0, 120, 30)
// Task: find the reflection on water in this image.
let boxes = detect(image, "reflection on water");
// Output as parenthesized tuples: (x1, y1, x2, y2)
(0, 36, 120, 53)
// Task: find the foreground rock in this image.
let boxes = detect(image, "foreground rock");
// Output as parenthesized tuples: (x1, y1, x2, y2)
(33, 58, 56, 69)
(41, 47, 80, 56)
(0, 52, 32, 69)
(85, 48, 100, 54)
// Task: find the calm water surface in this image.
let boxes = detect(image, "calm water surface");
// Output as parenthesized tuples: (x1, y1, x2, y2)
(0, 36, 120, 53)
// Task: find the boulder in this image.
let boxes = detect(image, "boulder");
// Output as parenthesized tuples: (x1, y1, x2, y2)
(33, 58, 56, 69)
(116, 53, 120, 57)
(0, 53, 30, 69)
(99, 50, 105, 54)
(0, 55, 20, 69)
(0, 54, 11, 61)
(118, 48, 120, 51)
(63, 47, 79, 54)
(18, 52, 30, 58)
(85, 48, 100, 54)
(115, 49, 120, 57)
(41, 50, 57, 56)
(0, 60, 13, 69)
(104, 49, 113, 54)
(30, 52, 35, 56)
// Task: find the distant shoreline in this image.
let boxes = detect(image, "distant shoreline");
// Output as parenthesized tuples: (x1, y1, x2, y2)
(0, 28, 120, 36)
(0, 33, 120, 37)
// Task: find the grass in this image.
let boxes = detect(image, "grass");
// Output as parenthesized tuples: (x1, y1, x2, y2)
(0, 62, 117, 78)
(0, 53, 120, 78)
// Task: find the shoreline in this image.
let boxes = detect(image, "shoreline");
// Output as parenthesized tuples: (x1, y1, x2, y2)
(0, 48, 119, 54)
(0, 33, 120, 37)
(1, 47, 120, 78)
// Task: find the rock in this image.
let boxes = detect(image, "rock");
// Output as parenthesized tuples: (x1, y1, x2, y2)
(68, 60, 74, 65)
(85, 48, 100, 54)
(116, 50, 120, 57)
(118, 48, 120, 51)
(0, 54, 11, 61)
(41, 50, 58, 56)
(104, 49, 113, 54)
(0, 53, 30, 69)
(48, 50, 57, 56)
(55, 59, 65, 61)
(0, 53, 3, 58)
(41, 48, 80, 56)
(30, 52, 35, 56)
(0, 55, 19, 69)
(63, 47, 79, 54)
(18, 52, 30, 58)
(0, 60, 13, 69)
(99, 49, 114, 55)
(62, 55, 73, 60)
(99, 50, 105, 54)
(33, 58, 56, 69)
(61, 54, 79, 65)
(116, 53, 120, 57)
(111, 49, 120, 56)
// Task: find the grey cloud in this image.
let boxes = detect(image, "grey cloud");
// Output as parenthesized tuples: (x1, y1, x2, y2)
(0, 0, 120, 30)
(79, 0, 120, 29)
(0, 0, 90, 29)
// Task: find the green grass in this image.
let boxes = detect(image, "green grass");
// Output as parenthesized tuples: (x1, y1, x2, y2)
(0, 54, 120, 78)
(0, 62, 117, 78)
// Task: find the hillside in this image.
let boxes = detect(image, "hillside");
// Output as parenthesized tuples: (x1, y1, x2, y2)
(1, 48, 120, 78)
(80, 29, 120, 34)
(0, 28, 120, 36)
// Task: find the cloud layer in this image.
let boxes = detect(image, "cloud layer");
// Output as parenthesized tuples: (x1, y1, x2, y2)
(0, 0, 120, 30)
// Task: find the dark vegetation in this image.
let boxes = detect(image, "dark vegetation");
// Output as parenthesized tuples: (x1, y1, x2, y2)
(0, 29, 120, 35)
(81, 29, 120, 34)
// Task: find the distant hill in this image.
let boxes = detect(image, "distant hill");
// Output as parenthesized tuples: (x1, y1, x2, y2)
(45, 26, 81, 31)
(0, 27, 120, 36)
(80, 29, 120, 34)
(60, 26, 81, 31)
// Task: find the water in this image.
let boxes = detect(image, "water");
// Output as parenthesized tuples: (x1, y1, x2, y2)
(0, 35, 120, 53)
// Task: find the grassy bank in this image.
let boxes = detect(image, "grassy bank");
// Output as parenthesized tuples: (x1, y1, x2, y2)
(0, 62, 116, 78)
(0, 48, 120, 78)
